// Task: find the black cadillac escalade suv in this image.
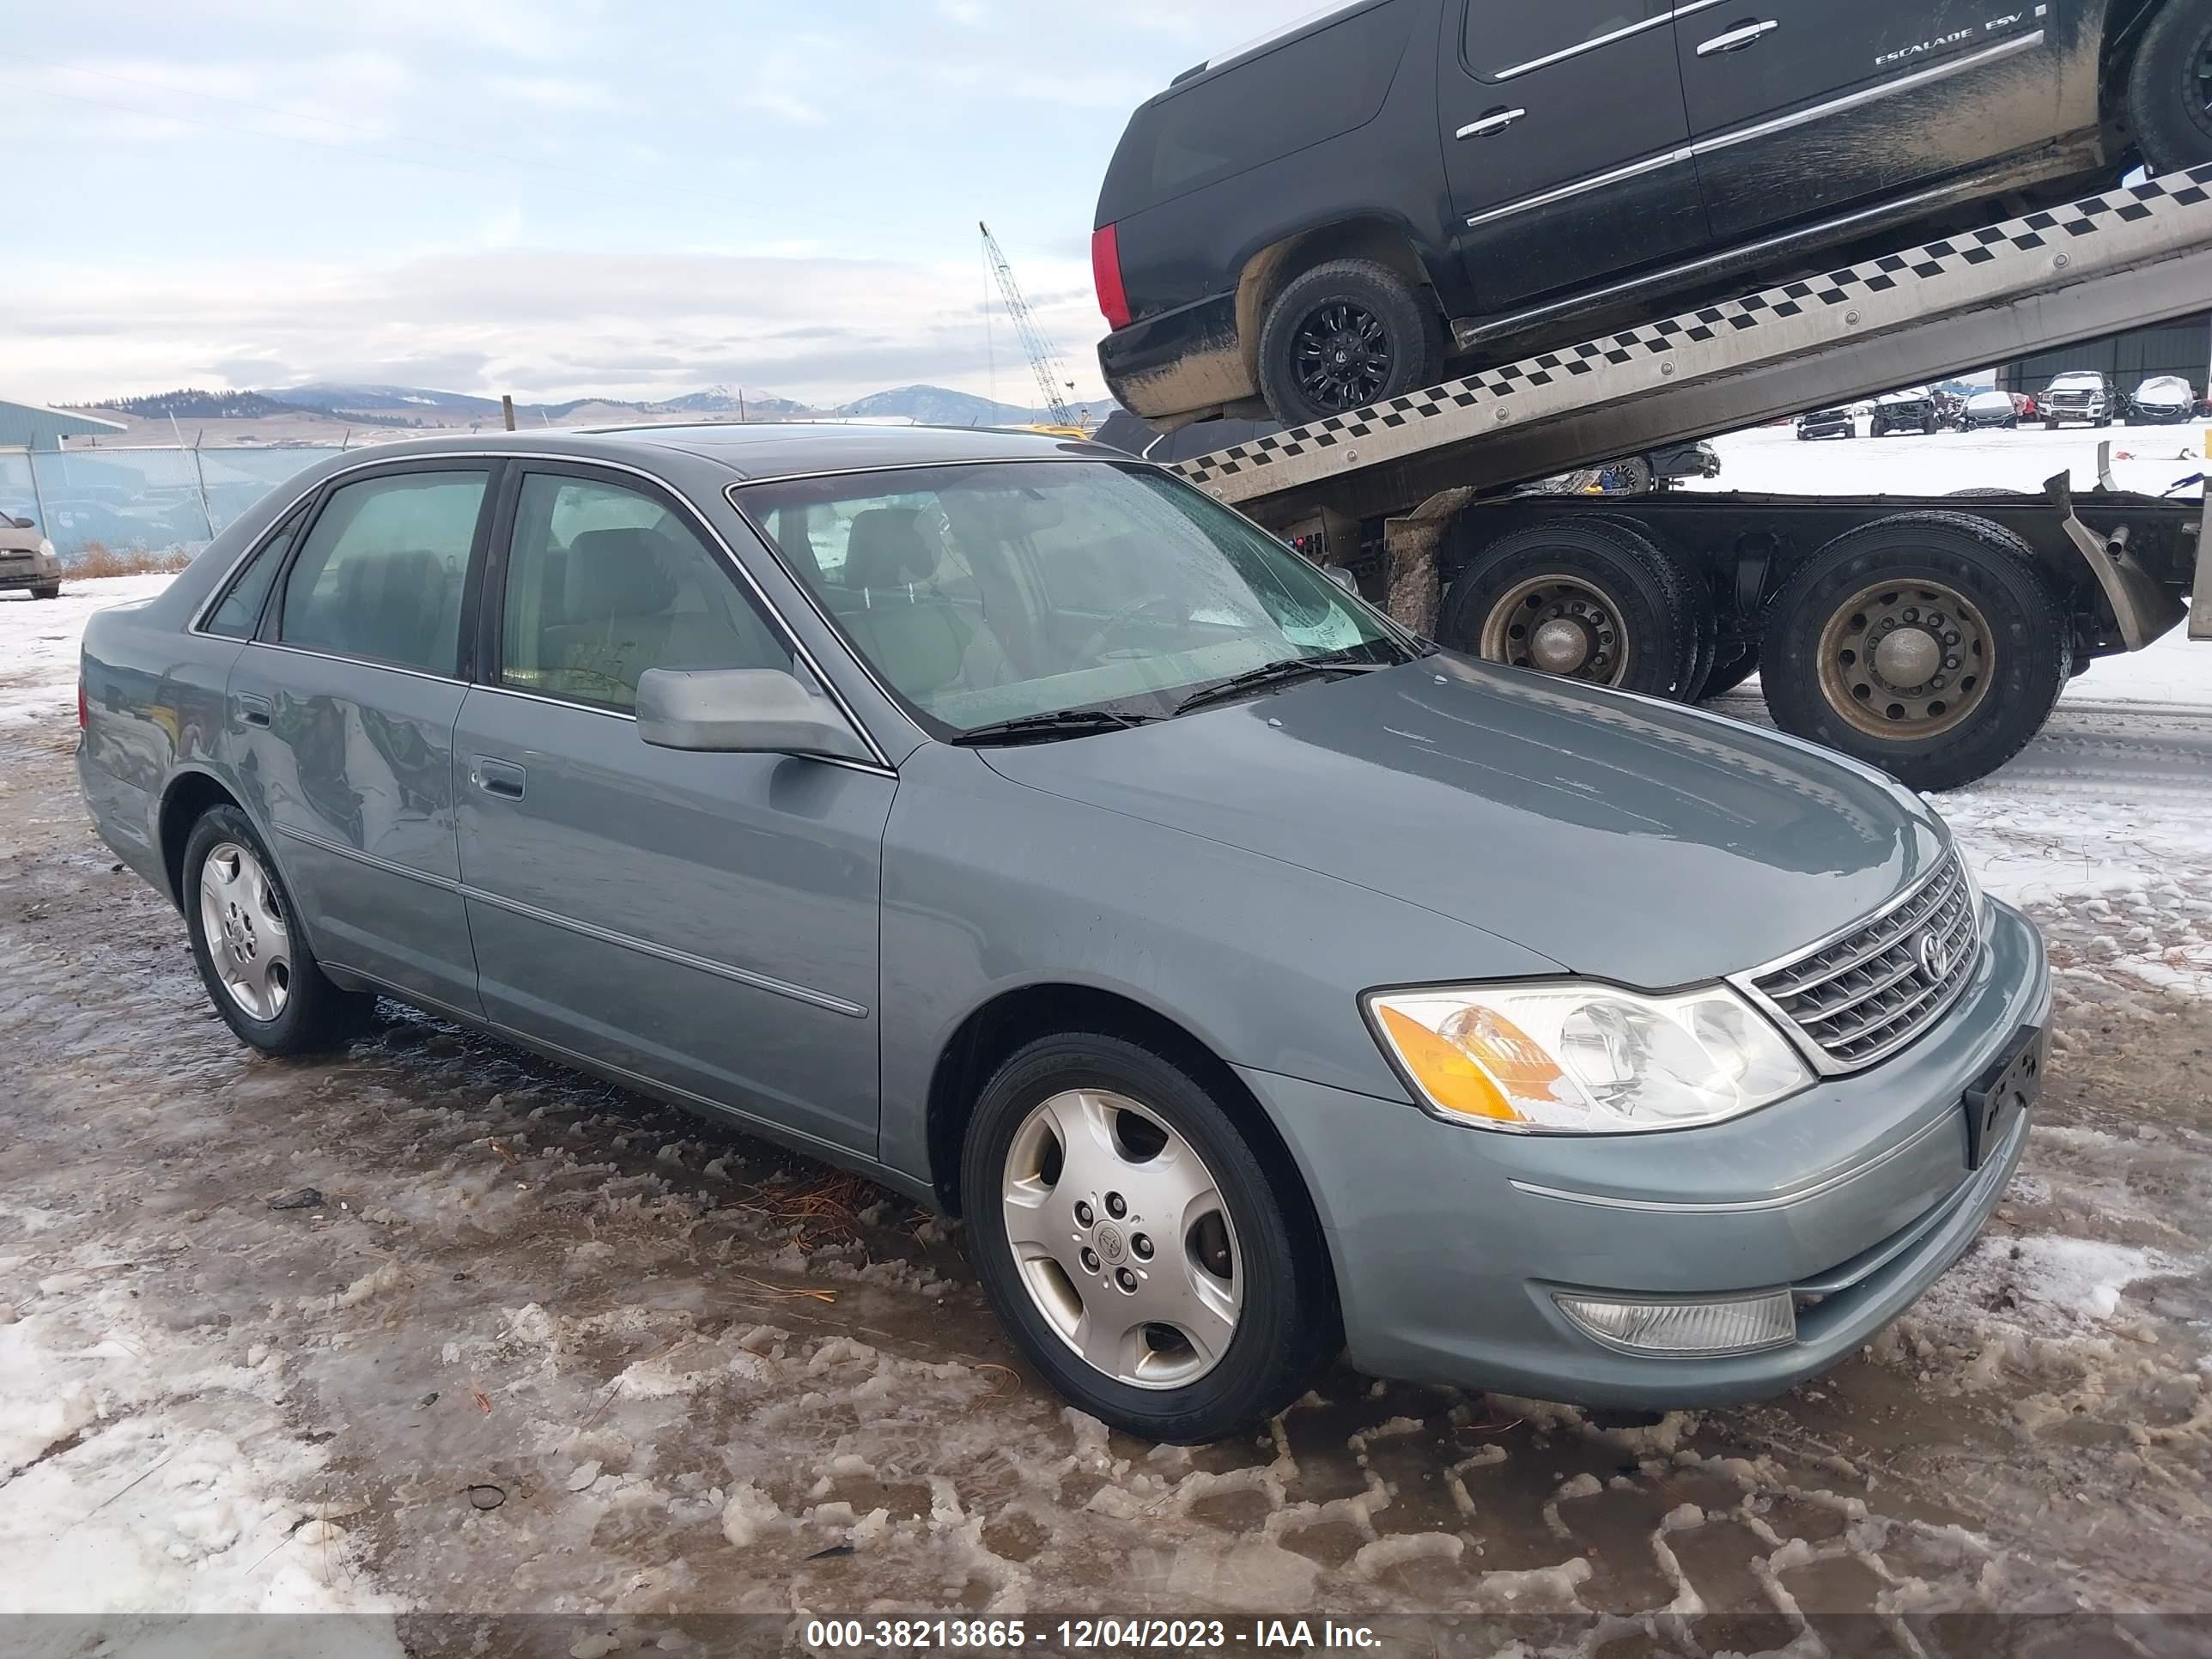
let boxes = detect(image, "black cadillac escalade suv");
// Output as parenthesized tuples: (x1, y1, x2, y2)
(1093, 0, 2212, 428)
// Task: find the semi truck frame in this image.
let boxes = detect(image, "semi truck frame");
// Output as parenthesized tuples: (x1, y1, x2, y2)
(1170, 163, 2212, 789)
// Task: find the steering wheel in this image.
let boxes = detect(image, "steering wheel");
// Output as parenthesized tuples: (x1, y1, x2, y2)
(1078, 592, 1185, 662)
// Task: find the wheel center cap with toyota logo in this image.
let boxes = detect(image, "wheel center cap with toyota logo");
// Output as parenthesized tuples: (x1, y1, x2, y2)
(1095, 1223, 1127, 1265)
(1916, 926, 1954, 981)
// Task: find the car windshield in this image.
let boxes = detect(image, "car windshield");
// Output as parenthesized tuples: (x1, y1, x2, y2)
(737, 459, 1413, 738)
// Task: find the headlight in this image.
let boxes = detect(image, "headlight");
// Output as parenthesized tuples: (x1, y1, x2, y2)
(1364, 981, 1812, 1134)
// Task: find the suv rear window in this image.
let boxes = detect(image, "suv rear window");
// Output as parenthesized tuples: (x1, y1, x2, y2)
(1097, 3, 1413, 219)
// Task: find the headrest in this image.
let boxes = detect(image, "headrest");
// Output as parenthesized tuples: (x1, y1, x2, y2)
(844, 507, 937, 590)
(563, 527, 679, 619)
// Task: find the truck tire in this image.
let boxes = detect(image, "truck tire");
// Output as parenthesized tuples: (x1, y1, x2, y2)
(1693, 644, 1762, 702)
(32, 584, 61, 600)
(2127, 0, 2212, 175)
(1760, 513, 2069, 791)
(1441, 516, 1707, 698)
(1257, 259, 1445, 426)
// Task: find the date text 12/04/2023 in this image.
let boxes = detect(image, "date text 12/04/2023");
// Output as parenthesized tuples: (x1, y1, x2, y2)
(803, 1618, 1385, 1650)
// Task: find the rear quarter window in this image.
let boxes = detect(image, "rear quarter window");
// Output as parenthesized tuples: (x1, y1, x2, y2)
(1097, 2, 1414, 221)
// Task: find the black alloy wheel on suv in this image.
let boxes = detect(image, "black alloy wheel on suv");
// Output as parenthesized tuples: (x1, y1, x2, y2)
(1258, 259, 1445, 425)
(2130, 0, 2212, 173)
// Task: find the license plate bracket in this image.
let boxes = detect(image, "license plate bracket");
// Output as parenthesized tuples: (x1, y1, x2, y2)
(1964, 1025, 2045, 1170)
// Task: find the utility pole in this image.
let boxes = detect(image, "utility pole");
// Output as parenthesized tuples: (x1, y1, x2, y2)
(501, 395, 517, 432)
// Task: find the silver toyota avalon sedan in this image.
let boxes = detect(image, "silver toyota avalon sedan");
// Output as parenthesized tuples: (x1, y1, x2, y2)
(76, 424, 2049, 1443)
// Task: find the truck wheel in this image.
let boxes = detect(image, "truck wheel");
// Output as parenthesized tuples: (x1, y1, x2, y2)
(2128, 0, 2212, 174)
(32, 584, 61, 600)
(1693, 644, 1762, 702)
(961, 1032, 1338, 1444)
(1257, 259, 1445, 426)
(1761, 513, 2069, 791)
(1441, 517, 1706, 698)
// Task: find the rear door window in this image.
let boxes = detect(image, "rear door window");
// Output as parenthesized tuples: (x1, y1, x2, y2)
(204, 504, 307, 639)
(277, 471, 489, 675)
(1097, 3, 1414, 215)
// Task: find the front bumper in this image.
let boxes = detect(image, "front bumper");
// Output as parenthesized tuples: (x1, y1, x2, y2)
(1245, 898, 2050, 1407)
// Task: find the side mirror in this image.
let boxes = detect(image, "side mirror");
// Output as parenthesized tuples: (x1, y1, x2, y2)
(1325, 566, 1360, 593)
(635, 667, 874, 763)
(7, 516, 31, 531)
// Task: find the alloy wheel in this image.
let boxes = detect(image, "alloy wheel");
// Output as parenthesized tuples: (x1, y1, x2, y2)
(1816, 580, 1995, 740)
(1479, 574, 1633, 684)
(1291, 300, 1393, 413)
(1000, 1089, 1242, 1389)
(198, 840, 293, 1021)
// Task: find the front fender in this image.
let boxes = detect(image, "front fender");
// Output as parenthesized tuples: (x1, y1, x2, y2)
(874, 744, 1563, 1188)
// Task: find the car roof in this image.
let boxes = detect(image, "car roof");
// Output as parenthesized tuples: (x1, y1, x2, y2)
(301, 422, 1124, 483)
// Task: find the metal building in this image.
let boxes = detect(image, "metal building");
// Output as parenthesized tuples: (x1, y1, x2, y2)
(1996, 313, 2212, 400)
(0, 398, 126, 452)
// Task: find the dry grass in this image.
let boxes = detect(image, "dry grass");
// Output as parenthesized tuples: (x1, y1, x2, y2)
(68, 541, 193, 579)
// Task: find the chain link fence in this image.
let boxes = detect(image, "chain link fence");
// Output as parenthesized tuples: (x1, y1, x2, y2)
(0, 445, 337, 564)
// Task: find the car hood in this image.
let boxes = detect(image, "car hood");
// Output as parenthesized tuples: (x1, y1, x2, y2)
(2135, 381, 2193, 407)
(980, 656, 1948, 988)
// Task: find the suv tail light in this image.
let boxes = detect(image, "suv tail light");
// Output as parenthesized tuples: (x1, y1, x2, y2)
(1092, 223, 1131, 331)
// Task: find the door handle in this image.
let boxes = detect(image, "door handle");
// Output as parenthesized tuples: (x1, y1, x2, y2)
(1697, 18, 1778, 54)
(471, 757, 527, 800)
(1456, 107, 1527, 139)
(235, 692, 272, 728)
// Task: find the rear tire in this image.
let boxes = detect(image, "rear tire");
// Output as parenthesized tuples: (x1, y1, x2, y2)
(183, 805, 374, 1055)
(1441, 517, 1707, 698)
(1760, 513, 2069, 791)
(961, 1033, 1338, 1444)
(1257, 258, 1445, 427)
(2128, 0, 2212, 174)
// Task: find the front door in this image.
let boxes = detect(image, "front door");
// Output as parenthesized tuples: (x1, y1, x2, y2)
(1443, 0, 1707, 312)
(454, 464, 892, 1158)
(1674, 1, 2063, 241)
(228, 462, 492, 1018)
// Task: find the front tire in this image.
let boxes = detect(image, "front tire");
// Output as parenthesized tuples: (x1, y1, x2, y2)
(31, 584, 60, 600)
(1760, 513, 2069, 791)
(961, 1034, 1337, 1443)
(1257, 258, 1445, 426)
(2128, 0, 2212, 174)
(183, 805, 373, 1055)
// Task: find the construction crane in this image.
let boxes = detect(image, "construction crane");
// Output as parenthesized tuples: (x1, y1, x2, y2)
(980, 220, 1079, 429)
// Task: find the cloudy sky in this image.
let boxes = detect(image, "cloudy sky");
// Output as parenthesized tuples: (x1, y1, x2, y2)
(6, 0, 1322, 408)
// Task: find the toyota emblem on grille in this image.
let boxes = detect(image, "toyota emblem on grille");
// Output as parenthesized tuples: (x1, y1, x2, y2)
(1916, 926, 1953, 981)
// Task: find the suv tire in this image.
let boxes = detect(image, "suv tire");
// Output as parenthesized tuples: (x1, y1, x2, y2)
(32, 584, 60, 600)
(183, 805, 374, 1055)
(961, 1033, 1338, 1443)
(1257, 258, 1445, 426)
(2129, 0, 2212, 174)
(1761, 513, 2068, 791)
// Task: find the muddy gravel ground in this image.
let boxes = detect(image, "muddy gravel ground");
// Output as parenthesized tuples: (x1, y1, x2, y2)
(3, 589, 2210, 1659)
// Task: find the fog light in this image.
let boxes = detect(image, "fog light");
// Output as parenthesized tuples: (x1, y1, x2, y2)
(1554, 1289, 1796, 1357)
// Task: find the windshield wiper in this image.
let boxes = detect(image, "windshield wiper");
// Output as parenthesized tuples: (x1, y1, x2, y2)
(1172, 649, 1397, 717)
(949, 708, 1161, 747)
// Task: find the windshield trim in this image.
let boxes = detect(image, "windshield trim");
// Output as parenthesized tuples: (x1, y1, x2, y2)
(725, 457, 1422, 744)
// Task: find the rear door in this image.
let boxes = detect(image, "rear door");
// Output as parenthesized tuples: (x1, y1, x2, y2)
(228, 461, 492, 1017)
(1674, 1, 2062, 241)
(453, 463, 892, 1158)
(1443, 1, 1707, 311)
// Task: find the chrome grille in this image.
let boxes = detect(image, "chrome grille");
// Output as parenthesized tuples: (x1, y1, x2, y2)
(1752, 855, 1979, 1069)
